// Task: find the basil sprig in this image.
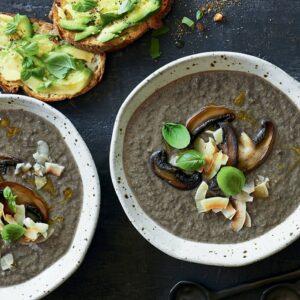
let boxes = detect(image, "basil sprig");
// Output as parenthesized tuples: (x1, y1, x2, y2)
(5, 14, 20, 35)
(1, 224, 25, 241)
(73, 0, 97, 12)
(176, 150, 205, 171)
(162, 123, 191, 149)
(3, 186, 17, 214)
(44, 53, 76, 79)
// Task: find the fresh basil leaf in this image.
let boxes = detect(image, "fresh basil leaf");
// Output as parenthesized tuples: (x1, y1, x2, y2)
(73, 0, 97, 12)
(21, 68, 32, 81)
(152, 25, 170, 37)
(45, 53, 76, 79)
(196, 10, 204, 21)
(162, 123, 191, 149)
(5, 14, 20, 35)
(100, 13, 118, 27)
(1, 224, 25, 241)
(149, 37, 160, 59)
(31, 67, 45, 79)
(22, 56, 34, 68)
(176, 150, 204, 171)
(118, 0, 137, 15)
(21, 41, 39, 56)
(3, 186, 17, 214)
(182, 16, 195, 29)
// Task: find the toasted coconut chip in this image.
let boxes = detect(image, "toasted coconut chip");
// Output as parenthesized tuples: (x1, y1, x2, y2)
(168, 154, 179, 167)
(3, 214, 17, 224)
(23, 217, 49, 241)
(212, 208, 222, 213)
(253, 182, 269, 198)
(195, 181, 209, 201)
(197, 197, 229, 213)
(242, 180, 255, 194)
(245, 212, 252, 227)
(14, 205, 25, 226)
(0, 253, 14, 271)
(33, 163, 45, 177)
(235, 191, 253, 203)
(34, 176, 47, 190)
(221, 202, 237, 220)
(206, 151, 228, 180)
(231, 199, 246, 232)
(205, 128, 224, 145)
(15, 162, 32, 175)
(45, 162, 65, 177)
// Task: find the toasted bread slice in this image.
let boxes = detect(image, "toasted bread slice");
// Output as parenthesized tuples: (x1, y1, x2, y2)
(50, 0, 173, 53)
(0, 13, 106, 102)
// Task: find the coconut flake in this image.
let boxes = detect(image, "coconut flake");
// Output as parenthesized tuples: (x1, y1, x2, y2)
(33, 140, 49, 164)
(206, 128, 223, 145)
(14, 205, 25, 225)
(253, 176, 270, 198)
(235, 191, 253, 203)
(245, 212, 252, 227)
(196, 197, 229, 213)
(195, 181, 208, 201)
(1, 253, 14, 271)
(242, 180, 255, 194)
(15, 162, 32, 175)
(231, 199, 246, 232)
(23, 217, 49, 241)
(34, 176, 47, 190)
(221, 202, 237, 220)
(45, 162, 65, 177)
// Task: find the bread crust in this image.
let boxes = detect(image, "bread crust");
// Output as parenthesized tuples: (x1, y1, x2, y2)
(51, 0, 173, 53)
(0, 13, 106, 102)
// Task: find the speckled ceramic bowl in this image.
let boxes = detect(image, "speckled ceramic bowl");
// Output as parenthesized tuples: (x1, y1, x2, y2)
(110, 52, 300, 267)
(0, 94, 100, 299)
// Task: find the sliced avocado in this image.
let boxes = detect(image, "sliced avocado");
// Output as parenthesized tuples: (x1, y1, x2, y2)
(0, 15, 13, 48)
(97, 0, 161, 43)
(17, 15, 33, 38)
(58, 45, 94, 62)
(25, 68, 92, 95)
(0, 50, 23, 81)
(74, 26, 100, 41)
(59, 16, 93, 31)
(32, 34, 56, 56)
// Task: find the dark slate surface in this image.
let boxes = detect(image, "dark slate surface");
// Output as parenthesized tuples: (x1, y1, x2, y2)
(0, 1, 300, 299)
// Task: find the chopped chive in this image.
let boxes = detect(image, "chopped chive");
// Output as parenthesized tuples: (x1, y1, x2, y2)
(196, 10, 204, 21)
(152, 25, 170, 37)
(149, 37, 160, 59)
(182, 17, 195, 29)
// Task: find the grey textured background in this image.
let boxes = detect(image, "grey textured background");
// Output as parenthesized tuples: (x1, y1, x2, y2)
(0, 1, 300, 299)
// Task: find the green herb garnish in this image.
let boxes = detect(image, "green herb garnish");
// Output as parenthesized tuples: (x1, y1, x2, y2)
(152, 25, 170, 37)
(217, 166, 246, 196)
(3, 186, 17, 214)
(182, 17, 195, 29)
(149, 37, 160, 59)
(20, 41, 39, 56)
(196, 10, 204, 21)
(5, 14, 20, 35)
(45, 53, 76, 79)
(162, 123, 191, 149)
(37, 80, 53, 91)
(176, 150, 204, 171)
(118, 0, 137, 15)
(1, 224, 25, 241)
(72, 0, 97, 12)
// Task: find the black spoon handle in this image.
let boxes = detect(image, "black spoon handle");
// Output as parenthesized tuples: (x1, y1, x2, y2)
(213, 269, 300, 299)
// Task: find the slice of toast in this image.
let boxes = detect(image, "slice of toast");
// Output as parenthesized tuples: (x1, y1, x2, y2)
(50, 0, 173, 53)
(0, 14, 106, 102)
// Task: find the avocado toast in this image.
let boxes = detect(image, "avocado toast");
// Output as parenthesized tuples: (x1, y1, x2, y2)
(0, 13, 106, 101)
(51, 0, 173, 53)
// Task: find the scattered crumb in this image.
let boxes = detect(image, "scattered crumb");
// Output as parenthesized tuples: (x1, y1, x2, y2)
(196, 23, 205, 32)
(213, 13, 224, 22)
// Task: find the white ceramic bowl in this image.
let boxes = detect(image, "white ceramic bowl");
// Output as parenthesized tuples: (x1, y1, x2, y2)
(110, 52, 300, 267)
(0, 94, 100, 299)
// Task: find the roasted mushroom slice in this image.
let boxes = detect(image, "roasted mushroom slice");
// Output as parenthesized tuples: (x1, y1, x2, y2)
(150, 150, 202, 190)
(186, 105, 236, 137)
(218, 122, 238, 166)
(238, 120, 275, 172)
(0, 153, 21, 175)
(0, 181, 48, 222)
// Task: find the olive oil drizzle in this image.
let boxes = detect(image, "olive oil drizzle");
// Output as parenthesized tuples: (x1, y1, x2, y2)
(0, 117, 21, 138)
(288, 147, 300, 172)
(233, 91, 246, 107)
(236, 111, 259, 127)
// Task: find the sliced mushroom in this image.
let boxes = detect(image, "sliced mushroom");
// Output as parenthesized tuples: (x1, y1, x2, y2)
(186, 105, 235, 137)
(150, 150, 202, 190)
(218, 122, 238, 166)
(0, 181, 48, 222)
(230, 199, 246, 232)
(0, 153, 21, 175)
(238, 120, 275, 172)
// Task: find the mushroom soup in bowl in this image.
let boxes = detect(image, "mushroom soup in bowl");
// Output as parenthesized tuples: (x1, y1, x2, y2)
(0, 94, 100, 298)
(110, 52, 300, 266)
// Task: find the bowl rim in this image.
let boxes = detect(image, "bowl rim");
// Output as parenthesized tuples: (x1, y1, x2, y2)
(110, 51, 300, 267)
(0, 94, 100, 299)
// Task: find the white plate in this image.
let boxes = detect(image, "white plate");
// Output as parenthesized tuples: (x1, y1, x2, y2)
(0, 94, 100, 299)
(110, 52, 300, 267)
